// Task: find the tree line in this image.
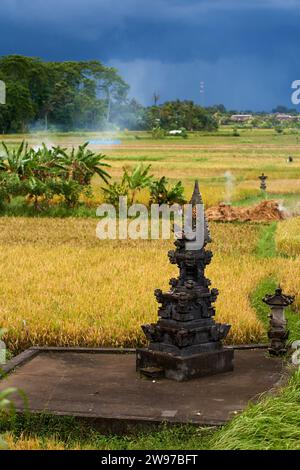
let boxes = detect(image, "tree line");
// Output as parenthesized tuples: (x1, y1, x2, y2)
(0, 55, 218, 133)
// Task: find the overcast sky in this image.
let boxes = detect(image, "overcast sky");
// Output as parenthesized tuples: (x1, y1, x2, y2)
(0, 0, 299, 110)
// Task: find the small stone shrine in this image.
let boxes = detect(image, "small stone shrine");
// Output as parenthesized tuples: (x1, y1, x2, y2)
(259, 173, 268, 191)
(136, 181, 234, 381)
(263, 287, 295, 356)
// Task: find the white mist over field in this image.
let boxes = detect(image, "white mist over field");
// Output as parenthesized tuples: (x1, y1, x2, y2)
(224, 171, 235, 204)
(32, 140, 56, 152)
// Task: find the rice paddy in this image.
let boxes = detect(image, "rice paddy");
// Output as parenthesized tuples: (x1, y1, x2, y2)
(0, 129, 300, 353)
(1, 129, 300, 450)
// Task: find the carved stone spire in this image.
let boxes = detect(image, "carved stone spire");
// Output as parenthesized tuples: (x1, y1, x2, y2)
(190, 180, 203, 205)
(136, 180, 234, 381)
(188, 180, 211, 245)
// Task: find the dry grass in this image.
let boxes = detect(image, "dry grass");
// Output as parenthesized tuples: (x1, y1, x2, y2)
(208, 254, 268, 343)
(4, 434, 71, 450)
(240, 179, 300, 194)
(275, 217, 300, 257)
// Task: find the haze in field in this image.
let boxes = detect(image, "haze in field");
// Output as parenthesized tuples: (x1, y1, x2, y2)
(0, 0, 300, 110)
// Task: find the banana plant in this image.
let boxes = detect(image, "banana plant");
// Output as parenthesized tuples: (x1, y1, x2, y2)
(122, 163, 153, 204)
(0, 141, 32, 179)
(25, 176, 53, 210)
(102, 181, 128, 206)
(56, 142, 111, 185)
(28, 144, 64, 179)
(0, 141, 112, 209)
(150, 177, 186, 205)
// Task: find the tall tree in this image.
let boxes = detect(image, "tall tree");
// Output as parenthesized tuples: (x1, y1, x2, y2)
(0, 56, 130, 132)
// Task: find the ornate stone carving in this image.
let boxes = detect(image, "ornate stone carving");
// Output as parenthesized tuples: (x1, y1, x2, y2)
(136, 181, 234, 381)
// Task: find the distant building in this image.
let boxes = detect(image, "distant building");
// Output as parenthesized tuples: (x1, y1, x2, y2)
(169, 130, 183, 135)
(275, 114, 297, 121)
(230, 114, 252, 122)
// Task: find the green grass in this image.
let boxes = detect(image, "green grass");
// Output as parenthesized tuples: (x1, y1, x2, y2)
(0, 198, 97, 218)
(210, 368, 300, 450)
(254, 223, 277, 258)
(0, 413, 213, 450)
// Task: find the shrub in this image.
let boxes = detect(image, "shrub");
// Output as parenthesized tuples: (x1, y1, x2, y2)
(102, 182, 129, 206)
(50, 180, 84, 208)
(150, 177, 186, 205)
(180, 128, 188, 139)
(275, 126, 283, 134)
(232, 127, 240, 137)
(151, 127, 165, 139)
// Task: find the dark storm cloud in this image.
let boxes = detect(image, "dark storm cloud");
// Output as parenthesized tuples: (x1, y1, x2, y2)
(0, 0, 300, 109)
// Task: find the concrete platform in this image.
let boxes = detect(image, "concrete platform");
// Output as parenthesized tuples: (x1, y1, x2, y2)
(0, 347, 286, 429)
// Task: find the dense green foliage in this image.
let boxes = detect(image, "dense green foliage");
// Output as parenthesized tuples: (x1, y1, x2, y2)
(102, 164, 186, 206)
(150, 176, 186, 205)
(0, 55, 129, 132)
(146, 100, 218, 131)
(0, 141, 110, 209)
(0, 55, 219, 133)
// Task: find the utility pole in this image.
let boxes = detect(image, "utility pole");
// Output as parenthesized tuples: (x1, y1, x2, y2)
(153, 91, 160, 106)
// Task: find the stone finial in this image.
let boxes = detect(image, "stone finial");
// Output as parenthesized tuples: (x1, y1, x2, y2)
(189, 180, 211, 245)
(190, 180, 203, 205)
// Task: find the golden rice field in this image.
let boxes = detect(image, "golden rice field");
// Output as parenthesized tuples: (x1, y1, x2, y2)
(275, 216, 300, 257)
(0, 216, 299, 354)
(1, 130, 300, 353)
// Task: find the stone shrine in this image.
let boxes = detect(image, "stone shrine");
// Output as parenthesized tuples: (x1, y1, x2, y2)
(136, 181, 234, 381)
